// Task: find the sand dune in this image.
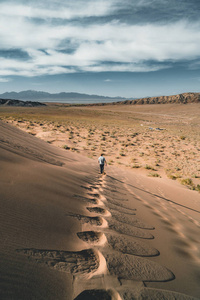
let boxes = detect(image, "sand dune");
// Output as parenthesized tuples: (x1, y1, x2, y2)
(0, 120, 200, 299)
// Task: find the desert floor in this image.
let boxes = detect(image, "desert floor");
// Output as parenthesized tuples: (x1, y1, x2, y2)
(0, 104, 200, 299)
(0, 103, 200, 191)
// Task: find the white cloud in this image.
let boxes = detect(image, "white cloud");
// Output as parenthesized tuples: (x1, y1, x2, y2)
(0, 0, 200, 77)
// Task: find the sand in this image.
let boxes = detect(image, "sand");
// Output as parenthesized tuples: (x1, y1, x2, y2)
(0, 120, 200, 300)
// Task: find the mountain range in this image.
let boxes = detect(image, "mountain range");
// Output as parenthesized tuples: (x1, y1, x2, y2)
(0, 90, 125, 103)
(0, 90, 199, 106)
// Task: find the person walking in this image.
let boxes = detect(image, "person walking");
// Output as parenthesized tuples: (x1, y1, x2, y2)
(98, 153, 107, 174)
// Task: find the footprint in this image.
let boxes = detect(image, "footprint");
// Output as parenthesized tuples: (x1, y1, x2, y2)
(106, 233, 159, 257)
(106, 198, 136, 211)
(111, 211, 155, 230)
(73, 194, 99, 205)
(106, 203, 136, 215)
(104, 252, 174, 282)
(77, 231, 107, 246)
(74, 289, 113, 300)
(17, 248, 99, 276)
(80, 185, 94, 191)
(66, 213, 107, 227)
(86, 207, 110, 216)
(87, 193, 101, 198)
(107, 196, 129, 203)
(107, 219, 154, 239)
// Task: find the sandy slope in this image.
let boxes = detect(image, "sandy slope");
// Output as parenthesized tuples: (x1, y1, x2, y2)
(0, 121, 200, 300)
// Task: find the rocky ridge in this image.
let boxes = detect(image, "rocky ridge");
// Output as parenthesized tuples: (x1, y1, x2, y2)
(87, 92, 200, 106)
(0, 99, 46, 107)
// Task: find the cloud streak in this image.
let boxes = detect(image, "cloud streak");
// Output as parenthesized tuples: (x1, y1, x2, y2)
(0, 1, 115, 20)
(0, 0, 200, 79)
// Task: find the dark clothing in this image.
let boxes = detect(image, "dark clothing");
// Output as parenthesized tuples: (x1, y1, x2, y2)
(100, 164, 104, 174)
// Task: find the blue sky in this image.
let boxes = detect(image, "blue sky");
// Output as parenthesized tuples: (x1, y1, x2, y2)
(0, 0, 200, 98)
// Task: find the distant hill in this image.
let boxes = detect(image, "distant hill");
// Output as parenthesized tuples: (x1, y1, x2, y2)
(111, 92, 200, 105)
(0, 90, 125, 103)
(0, 98, 46, 107)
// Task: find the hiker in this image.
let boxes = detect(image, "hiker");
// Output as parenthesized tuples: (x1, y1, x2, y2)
(98, 153, 107, 174)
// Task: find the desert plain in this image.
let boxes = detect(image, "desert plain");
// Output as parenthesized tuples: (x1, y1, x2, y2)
(0, 102, 200, 299)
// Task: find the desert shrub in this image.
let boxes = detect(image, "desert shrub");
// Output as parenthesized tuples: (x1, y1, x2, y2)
(63, 145, 70, 150)
(180, 136, 186, 140)
(180, 178, 193, 186)
(168, 174, 177, 180)
(180, 178, 196, 190)
(145, 165, 155, 170)
(119, 152, 126, 156)
(130, 133, 138, 138)
(148, 172, 161, 177)
(132, 164, 141, 168)
(192, 174, 199, 178)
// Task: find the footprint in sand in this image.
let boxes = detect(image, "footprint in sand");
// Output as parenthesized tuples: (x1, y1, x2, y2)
(87, 192, 101, 198)
(77, 230, 159, 257)
(107, 219, 154, 239)
(80, 185, 94, 191)
(103, 252, 174, 282)
(106, 233, 159, 257)
(17, 248, 100, 277)
(106, 198, 137, 211)
(77, 231, 107, 246)
(106, 202, 136, 215)
(74, 289, 116, 300)
(111, 211, 155, 230)
(66, 213, 108, 228)
(86, 207, 111, 216)
(73, 194, 99, 205)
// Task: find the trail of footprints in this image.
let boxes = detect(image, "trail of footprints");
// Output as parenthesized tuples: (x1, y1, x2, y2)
(18, 174, 198, 300)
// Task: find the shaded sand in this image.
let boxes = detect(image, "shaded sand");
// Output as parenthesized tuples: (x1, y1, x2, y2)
(1, 120, 200, 299)
(74, 289, 113, 300)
